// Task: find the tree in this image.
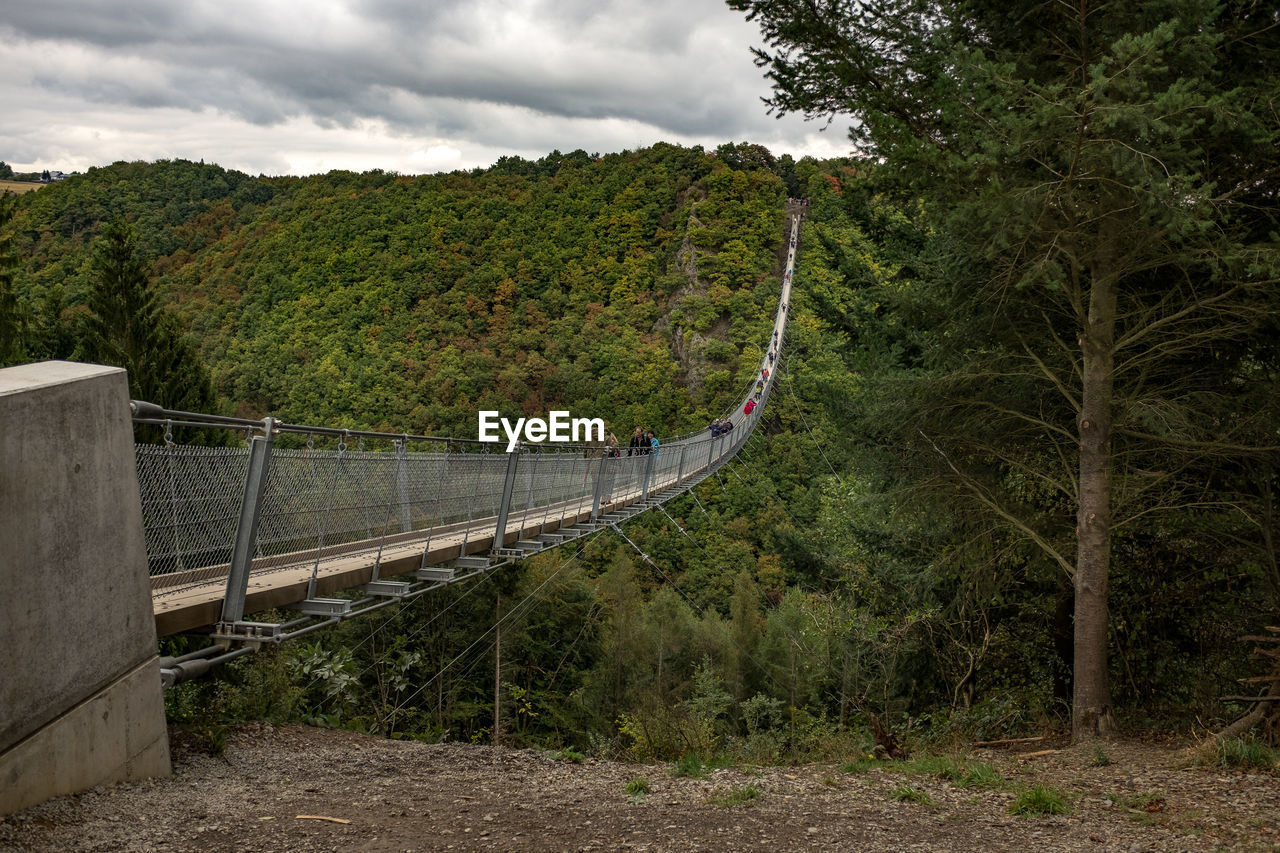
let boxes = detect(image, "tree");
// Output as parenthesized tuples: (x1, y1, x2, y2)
(731, 0, 1280, 739)
(0, 192, 24, 365)
(79, 219, 216, 413)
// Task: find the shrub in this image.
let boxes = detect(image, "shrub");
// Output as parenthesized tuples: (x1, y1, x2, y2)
(625, 777, 651, 801)
(620, 707, 716, 761)
(557, 747, 586, 763)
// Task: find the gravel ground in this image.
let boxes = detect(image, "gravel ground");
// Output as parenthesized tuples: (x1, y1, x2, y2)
(2, 724, 1277, 852)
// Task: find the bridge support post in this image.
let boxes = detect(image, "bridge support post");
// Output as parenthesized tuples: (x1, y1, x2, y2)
(0, 362, 170, 815)
(590, 453, 610, 520)
(640, 451, 655, 503)
(220, 418, 275, 625)
(491, 447, 521, 553)
(395, 438, 413, 533)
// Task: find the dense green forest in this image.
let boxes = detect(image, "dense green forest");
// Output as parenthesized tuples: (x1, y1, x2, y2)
(2, 102, 1277, 759)
(4, 144, 803, 435)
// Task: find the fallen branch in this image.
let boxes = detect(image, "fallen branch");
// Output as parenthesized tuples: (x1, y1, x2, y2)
(972, 736, 1045, 748)
(295, 815, 351, 825)
(1017, 749, 1061, 760)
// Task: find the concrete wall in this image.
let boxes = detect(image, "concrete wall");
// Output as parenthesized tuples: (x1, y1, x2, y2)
(0, 361, 170, 815)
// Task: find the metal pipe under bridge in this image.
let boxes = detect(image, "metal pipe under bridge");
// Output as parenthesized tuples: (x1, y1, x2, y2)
(137, 212, 801, 659)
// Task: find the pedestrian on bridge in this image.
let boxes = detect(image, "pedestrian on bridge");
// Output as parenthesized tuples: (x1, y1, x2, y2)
(628, 427, 643, 456)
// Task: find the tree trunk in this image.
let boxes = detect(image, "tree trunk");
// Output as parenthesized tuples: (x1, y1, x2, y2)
(1074, 258, 1119, 742)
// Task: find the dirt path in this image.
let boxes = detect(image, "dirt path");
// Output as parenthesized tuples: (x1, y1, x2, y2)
(2, 725, 1276, 852)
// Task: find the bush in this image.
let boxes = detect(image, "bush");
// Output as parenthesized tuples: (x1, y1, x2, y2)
(620, 706, 717, 761)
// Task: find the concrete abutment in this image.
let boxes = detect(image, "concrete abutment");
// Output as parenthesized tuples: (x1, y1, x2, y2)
(0, 361, 170, 816)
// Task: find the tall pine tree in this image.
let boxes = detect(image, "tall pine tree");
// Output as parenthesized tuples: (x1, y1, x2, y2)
(0, 193, 24, 366)
(78, 219, 216, 414)
(731, 0, 1280, 739)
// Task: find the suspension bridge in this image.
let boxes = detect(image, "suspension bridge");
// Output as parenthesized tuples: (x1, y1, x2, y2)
(0, 210, 802, 815)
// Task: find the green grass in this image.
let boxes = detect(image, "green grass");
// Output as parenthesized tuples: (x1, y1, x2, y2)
(884, 755, 1007, 790)
(1091, 746, 1111, 767)
(556, 747, 585, 764)
(840, 756, 879, 774)
(672, 753, 708, 778)
(1213, 737, 1276, 770)
(1120, 791, 1165, 811)
(709, 784, 761, 807)
(1008, 784, 1069, 816)
(890, 783, 935, 806)
(953, 761, 1005, 790)
(625, 777, 651, 802)
(1108, 790, 1166, 823)
(905, 756, 966, 781)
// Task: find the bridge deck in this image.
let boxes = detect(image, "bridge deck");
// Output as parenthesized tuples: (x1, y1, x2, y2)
(151, 465, 697, 635)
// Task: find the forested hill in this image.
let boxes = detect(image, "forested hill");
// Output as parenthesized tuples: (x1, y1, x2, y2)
(6, 135, 1274, 755)
(8, 143, 811, 436)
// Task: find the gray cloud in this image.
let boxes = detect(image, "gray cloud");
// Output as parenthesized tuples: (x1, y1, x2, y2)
(0, 0, 849, 175)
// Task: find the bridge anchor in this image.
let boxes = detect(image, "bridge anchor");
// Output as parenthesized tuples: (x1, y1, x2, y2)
(291, 597, 353, 617)
(212, 620, 284, 645)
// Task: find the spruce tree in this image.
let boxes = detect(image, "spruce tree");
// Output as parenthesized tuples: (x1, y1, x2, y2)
(0, 193, 24, 366)
(731, 0, 1280, 739)
(79, 219, 216, 413)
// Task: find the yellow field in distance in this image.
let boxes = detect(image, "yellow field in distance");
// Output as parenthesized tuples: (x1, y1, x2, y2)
(0, 179, 43, 194)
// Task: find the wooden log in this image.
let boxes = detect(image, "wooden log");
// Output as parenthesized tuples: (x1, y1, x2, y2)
(1239, 635, 1280, 643)
(1221, 695, 1280, 703)
(973, 736, 1045, 748)
(1236, 674, 1280, 684)
(1017, 749, 1061, 759)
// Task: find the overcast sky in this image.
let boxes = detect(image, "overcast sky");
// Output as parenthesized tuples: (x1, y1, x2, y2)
(0, 0, 851, 177)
